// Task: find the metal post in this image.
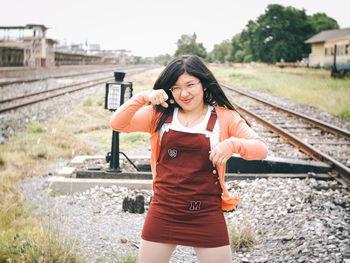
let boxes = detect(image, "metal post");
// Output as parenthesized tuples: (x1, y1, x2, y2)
(108, 130, 121, 172)
(333, 44, 337, 70)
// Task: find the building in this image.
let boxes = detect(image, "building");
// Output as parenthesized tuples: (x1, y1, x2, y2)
(0, 24, 57, 67)
(1, 24, 131, 67)
(305, 27, 350, 69)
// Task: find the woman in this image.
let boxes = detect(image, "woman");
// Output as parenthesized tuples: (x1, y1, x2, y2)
(110, 55, 268, 263)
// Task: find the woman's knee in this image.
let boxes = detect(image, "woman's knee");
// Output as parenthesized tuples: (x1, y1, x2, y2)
(139, 239, 176, 263)
(194, 245, 232, 263)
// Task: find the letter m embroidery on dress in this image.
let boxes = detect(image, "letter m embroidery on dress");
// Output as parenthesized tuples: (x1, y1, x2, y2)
(189, 201, 201, 211)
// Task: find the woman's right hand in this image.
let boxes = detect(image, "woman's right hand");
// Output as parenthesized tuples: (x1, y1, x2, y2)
(147, 90, 169, 108)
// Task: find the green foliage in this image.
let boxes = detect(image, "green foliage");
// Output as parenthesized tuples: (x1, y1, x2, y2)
(174, 33, 207, 58)
(133, 56, 143, 64)
(247, 4, 314, 63)
(132, 56, 154, 64)
(154, 53, 173, 65)
(308, 13, 339, 33)
(227, 4, 339, 63)
(208, 39, 232, 63)
(230, 33, 248, 62)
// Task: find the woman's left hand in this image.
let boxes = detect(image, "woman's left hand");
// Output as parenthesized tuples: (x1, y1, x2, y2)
(209, 147, 229, 166)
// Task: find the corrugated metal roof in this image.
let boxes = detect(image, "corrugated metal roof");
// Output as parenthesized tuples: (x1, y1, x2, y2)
(305, 27, 350, 43)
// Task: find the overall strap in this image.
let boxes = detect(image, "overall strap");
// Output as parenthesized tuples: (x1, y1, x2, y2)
(206, 108, 217, 131)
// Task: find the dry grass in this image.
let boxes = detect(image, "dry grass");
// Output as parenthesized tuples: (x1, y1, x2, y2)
(0, 69, 160, 262)
(0, 111, 92, 261)
(228, 217, 256, 252)
(211, 64, 350, 120)
(128, 68, 163, 92)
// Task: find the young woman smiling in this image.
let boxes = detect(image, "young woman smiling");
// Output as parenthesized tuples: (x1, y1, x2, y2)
(110, 55, 268, 263)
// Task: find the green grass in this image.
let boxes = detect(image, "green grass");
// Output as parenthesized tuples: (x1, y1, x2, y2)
(96, 253, 137, 263)
(116, 254, 137, 263)
(120, 132, 150, 151)
(211, 64, 350, 120)
(27, 122, 47, 133)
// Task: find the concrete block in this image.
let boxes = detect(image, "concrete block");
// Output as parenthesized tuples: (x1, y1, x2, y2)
(70, 155, 105, 166)
(57, 167, 76, 178)
(47, 176, 153, 194)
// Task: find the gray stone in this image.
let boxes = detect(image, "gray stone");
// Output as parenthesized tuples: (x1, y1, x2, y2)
(17, 174, 350, 263)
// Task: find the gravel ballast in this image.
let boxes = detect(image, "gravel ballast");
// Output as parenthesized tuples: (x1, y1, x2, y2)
(19, 175, 350, 263)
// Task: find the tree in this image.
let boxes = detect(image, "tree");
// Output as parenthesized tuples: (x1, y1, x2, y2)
(209, 40, 232, 63)
(154, 54, 173, 65)
(207, 4, 339, 64)
(133, 56, 143, 64)
(308, 13, 339, 33)
(231, 4, 340, 63)
(174, 33, 207, 58)
(237, 20, 260, 62)
(252, 4, 316, 63)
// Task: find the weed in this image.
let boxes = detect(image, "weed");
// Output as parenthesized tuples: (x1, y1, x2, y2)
(229, 218, 256, 252)
(50, 188, 63, 197)
(28, 122, 46, 133)
(0, 154, 4, 166)
(116, 253, 137, 263)
(83, 98, 93, 107)
(32, 144, 48, 159)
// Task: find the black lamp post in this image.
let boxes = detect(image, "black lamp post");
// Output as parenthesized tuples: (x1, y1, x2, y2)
(105, 72, 133, 172)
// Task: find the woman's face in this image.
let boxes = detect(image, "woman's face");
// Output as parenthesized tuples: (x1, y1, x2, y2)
(170, 73, 205, 112)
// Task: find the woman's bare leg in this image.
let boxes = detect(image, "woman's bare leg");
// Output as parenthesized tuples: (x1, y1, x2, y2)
(194, 245, 232, 263)
(139, 238, 177, 263)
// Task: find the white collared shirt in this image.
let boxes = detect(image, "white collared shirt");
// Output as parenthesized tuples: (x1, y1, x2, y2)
(160, 105, 220, 150)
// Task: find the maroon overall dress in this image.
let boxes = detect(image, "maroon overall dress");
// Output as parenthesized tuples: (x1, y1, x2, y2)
(141, 109, 230, 247)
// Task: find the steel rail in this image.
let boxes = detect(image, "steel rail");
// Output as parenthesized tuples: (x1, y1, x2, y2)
(0, 75, 113, 104)
(0, 77, 114, 113)
(221, 83, 350, 141)
(234, 102, 350, 185)
(0, 66, 150, 113)
(0, 66, 126, 86)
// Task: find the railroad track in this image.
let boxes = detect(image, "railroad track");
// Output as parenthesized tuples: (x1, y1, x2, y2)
(221, 83, 350, 185)
(0, 67, 147, 114)
(0, 65, 129, 86)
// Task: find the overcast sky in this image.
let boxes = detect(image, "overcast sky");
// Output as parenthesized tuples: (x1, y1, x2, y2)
(1, 0, 349, 57)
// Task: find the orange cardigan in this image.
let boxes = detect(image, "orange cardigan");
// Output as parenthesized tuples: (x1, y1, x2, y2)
(110, 92, 268, 210)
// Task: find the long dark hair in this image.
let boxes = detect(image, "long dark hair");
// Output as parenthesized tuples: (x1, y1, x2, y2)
(152, 54, 246, 131)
